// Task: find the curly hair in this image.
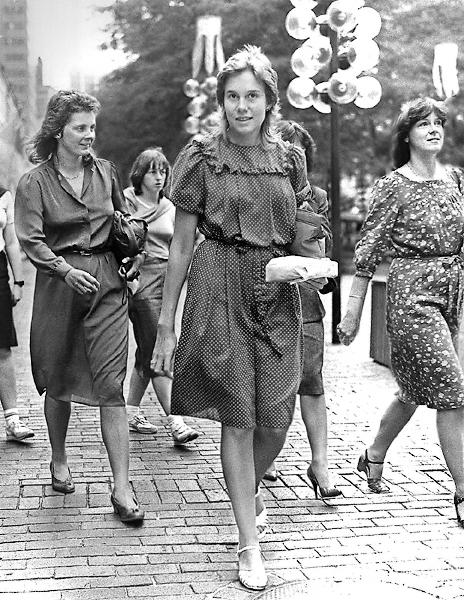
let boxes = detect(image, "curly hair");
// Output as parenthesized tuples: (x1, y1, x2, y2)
(276, 119, 316, 174)
(129, 147, 171, 197)
(28, 90, 101, 163)
(392, 97, 447, 169)
(216, 44, 280, 145)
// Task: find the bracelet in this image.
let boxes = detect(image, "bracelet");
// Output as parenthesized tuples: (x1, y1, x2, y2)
(13, 280, 24, 287)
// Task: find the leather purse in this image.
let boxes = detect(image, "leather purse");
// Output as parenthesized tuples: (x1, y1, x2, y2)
(289, 208, 325, 259)
(110, 210, 148, 264)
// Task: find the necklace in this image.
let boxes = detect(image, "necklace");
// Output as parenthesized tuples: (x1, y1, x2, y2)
(62, 170, 83, 181)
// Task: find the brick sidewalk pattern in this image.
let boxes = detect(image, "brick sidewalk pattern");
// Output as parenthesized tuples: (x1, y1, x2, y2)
(1, 264, 464, 599)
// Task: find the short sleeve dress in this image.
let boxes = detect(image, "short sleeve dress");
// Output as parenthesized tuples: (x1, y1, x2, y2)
(170, 135, 311, 429)
(355, 169, 464, 409)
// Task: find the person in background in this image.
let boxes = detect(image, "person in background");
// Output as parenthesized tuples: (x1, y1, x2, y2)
(15, 90, 144, 524)
(338, 97, 464, 527)
(0, 185, 34, 442)
(124, 147, 199, 445)
(263, 120, 341, 503)
(152, 45, 325, 590)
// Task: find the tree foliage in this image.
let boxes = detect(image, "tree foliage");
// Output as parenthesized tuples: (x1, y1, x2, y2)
(96, 0, 464, 189)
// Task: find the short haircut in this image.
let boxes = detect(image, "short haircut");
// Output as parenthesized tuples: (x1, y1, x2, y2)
(392, 97, 447, 169)
(129, 147, 171, 196)
(276, 119, 316, 174)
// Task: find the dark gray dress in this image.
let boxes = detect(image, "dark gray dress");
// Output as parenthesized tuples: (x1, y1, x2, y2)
(170, 136, 313, 429)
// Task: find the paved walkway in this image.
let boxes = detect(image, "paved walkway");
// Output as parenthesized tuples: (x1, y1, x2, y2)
(2, 262, 464, 599)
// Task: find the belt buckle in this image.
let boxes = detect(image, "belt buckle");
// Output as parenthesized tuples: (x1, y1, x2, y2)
(79, 250, 92, 256)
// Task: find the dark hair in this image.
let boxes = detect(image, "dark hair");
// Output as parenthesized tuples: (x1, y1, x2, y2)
(129, 147, 170, 196)
(276, 119, 316, 173)
(216, 44, 280, 144)
(391, 97, 447, 168)
(28, 90, 101, 163)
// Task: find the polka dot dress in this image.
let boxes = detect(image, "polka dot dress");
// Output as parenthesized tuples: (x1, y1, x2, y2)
(169, 136, 309, 429)
(355, 170, 464, 409)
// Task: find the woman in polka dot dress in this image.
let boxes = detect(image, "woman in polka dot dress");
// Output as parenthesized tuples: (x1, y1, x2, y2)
(152, 45, 324, 589)
(338, 97, 464, 527)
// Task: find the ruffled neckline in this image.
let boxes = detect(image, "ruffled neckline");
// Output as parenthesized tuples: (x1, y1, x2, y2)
(191, 135, 295, 175)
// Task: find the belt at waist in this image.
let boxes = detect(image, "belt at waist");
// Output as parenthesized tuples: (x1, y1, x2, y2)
(59, 246, 110, 257)
(204, 236, 287, 255)
(395, 254, 463, 266)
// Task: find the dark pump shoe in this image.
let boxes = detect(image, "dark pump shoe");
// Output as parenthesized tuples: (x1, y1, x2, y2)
(307, 464, 342, 505)
(50, 461, 75, 494)
(110, 493, 145, 524)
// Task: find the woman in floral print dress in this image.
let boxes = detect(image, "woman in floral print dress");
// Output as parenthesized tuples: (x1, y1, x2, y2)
(338, 97, 464, 527)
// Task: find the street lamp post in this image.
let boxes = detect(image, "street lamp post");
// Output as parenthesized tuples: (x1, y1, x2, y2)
(285, 0, 382, 343)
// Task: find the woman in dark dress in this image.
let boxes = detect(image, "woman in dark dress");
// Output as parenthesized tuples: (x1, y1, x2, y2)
(338, 97, 464, 526)
(152, 46, 324, 590)
(15, 90, 144, 523)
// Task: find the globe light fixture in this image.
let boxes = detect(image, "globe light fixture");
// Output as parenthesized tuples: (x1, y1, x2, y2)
(284, 0, 382, 343)
(183, 16, 225, 137)
(354, 75, 382, 108)
(287, 76, 317, 109)
(290, 0, 318, 9)
(354, 6, 382, 39)
(286, 7, 318, 39)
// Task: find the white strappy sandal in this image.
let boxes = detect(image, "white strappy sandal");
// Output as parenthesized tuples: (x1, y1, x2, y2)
(256, 489, 269, 540)
(237, 545, 267, 591)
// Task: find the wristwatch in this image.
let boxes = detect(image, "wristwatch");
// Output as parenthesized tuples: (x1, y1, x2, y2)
(14, 280, 24, 287)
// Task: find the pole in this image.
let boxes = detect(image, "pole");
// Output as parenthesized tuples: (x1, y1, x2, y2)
(329, 29, 341, 344)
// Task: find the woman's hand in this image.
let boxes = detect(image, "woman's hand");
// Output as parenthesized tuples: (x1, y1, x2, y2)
(337, 310, 361, 345)
(151, 326, 177, 379)
(120, 253, 145, 281)
(64, 268, 100, 295)
(11, 284, 22, 306)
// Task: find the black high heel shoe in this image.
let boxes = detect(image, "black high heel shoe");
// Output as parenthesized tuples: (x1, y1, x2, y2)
(50, 461, 75, 494)
(454, 494, 464, 528)
(357, 449, 390, 494)
(110, 493, 145, 524)
(307, 465, 342, 505)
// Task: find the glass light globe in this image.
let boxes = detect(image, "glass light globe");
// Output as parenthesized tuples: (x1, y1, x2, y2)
(347, 38, 380, 73)
(290, 0, 318, 8)
(327, 70, 358, 104)
(286, 77, 316, 109)
(185, 116, 200, 135)
(354, 75, 382, 108)
(203, 76, 217, 96)
(303, 34, 332, 67)
(327, 0, 357, 33)
(183, 78, 200, 98)
(291, 46, 321, 78)
(187, 94, 208, 118)
(285, 7, 317, 40)
(354, 7, 381, 39)
(313, 82, 331, 113)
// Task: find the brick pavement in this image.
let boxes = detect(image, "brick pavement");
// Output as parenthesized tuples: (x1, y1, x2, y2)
(1, 262, 464, 599)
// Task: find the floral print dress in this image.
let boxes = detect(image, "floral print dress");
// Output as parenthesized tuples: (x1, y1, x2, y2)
(355, 169, 464, 409)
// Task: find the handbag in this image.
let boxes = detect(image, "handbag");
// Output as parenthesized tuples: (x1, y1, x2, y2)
(110, 210, 148, 264)
(289, 208, 325, 259)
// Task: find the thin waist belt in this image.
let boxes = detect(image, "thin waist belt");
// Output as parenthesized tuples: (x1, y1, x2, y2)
(396, 254, 463, 267)
(60, 246, 111, 257)
(205, 236, 287, 256)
